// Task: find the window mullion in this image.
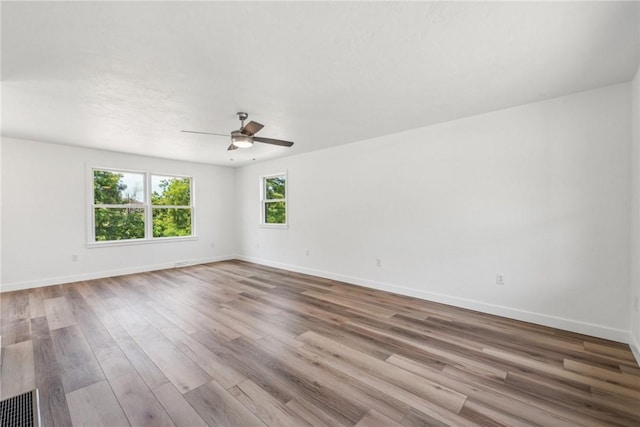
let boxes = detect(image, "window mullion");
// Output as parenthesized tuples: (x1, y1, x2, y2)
(145, 173, 152, 239)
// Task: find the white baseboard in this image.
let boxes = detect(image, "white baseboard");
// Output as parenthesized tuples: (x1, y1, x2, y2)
(0, 255, 235, 293)
(237, 255, 631, 344)
(630, 333, 640, 366)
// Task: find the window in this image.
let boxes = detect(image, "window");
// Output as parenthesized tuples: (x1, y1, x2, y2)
(261, 173, 287, 226)
(91, 168, 193, 243)
(151, 175, 192, 238)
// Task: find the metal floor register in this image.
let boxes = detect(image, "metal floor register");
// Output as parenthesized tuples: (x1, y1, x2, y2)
(0, 390, 41, 427)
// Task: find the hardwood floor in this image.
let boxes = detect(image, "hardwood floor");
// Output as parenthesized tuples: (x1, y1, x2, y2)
(1, 260, 639, 426)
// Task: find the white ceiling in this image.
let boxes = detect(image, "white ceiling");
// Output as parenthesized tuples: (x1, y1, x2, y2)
(2, 1, 639, 167)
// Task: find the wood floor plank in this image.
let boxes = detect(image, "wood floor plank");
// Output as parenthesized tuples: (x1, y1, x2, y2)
(28, 288, 46, 319)
(211, 306, 264, 340)
(95, 345, 138, 383)
(44, 297, 76, 330)
(401, 408, 448, 427)
(50, 325, 104, 393)
(31, 316, 74, 427)
(152, 382, 208, 427)
(297, 336, 476, 426)
(259, 335, 410, 422)
(2, 290, 30, 321)
(483, 346, 640, 400)
(388, 353, 601, 427)
(443, 365, 609, 427)
(620, 364, 640, 376)
(225, 336, 369, 425)
(302, 289, 397, 318)
(66, 380, 130, 427)
(65, 285, 117, 353)
(584, 341, 637, 361)
(108, 371, 175, 427)
(184, 379, 266, 427)
(1, 340, 36, 399)
(563, 358, 640, 389)
(230, 378, 311, 427)
(159, 326, 246, 388)
(1, 318, 31, 346)
(461, 399, 535, 427)
(134, 327, 211, 393)
(145, 301, 201, 335)
(123, 324, 211, 393)
(2, 260, 639, 426)
(348, 318, 508, 380)
(355, 409, 404, 427)
(285, 399, 341, 427)
(116, 336, 170, 390)
(298, 330, 468, 413)
(110, 307, 211, 393)
(505, 370, 639, 425)
(589, 388, 640, 420)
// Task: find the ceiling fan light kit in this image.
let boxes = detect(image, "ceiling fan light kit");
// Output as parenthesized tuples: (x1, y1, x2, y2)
(231, 132, 253, 148)
(182, 112, 294, 151)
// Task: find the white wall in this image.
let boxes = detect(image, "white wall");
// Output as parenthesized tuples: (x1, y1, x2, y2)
(631, 65, 640, 359)
(1, 137, 236, 291)
(235, 83, 632, 342)
(0, 134, 2, 294)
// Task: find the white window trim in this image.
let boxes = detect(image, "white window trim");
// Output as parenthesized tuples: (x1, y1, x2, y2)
(87, 166, 197, 246)
(260, 171, 288, 229)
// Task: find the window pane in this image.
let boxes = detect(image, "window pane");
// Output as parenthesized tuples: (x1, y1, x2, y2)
(153, 208, 192, 237)
(94, 208, 145, 241)
(152, 176, 191, 206)
(264, 202, 286, 224)
(94, 170, 144, 204)
(265, 176, 286, 200)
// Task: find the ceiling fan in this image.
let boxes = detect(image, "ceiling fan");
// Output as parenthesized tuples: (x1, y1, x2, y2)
(182, 112, 294, 151)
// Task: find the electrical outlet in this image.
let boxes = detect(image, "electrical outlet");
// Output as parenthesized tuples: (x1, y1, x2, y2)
(306, 249, 310, 256)
(71, 254, 78, 262)
(210, 242, 216, 248)
(496, 274, 504, 285)
(635, 297, 639, 312)
(376, 259, 382, 267)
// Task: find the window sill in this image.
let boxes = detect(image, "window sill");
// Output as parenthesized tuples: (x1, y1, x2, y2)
(87, 236, 198, 248)
(259, 224, 288, 229)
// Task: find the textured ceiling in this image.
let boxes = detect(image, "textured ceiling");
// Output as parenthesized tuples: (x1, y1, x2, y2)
(2, 1, 639, 166)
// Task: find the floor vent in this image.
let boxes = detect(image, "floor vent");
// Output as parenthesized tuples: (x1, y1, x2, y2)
(0, 390, 40, 427)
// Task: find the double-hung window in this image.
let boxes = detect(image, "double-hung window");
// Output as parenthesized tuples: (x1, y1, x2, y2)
(261, 173, 287, 227)
(151, 175, 192, 238)
(91, 168, 193, 243)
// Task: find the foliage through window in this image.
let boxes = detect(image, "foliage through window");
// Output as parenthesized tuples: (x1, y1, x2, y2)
(151, 175, 192, 238)
(261, 173, 287, 226)
(92, 169, 193, 242)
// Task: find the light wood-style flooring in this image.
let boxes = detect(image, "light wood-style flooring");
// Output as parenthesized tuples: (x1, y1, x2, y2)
(1, 260, 639, 426)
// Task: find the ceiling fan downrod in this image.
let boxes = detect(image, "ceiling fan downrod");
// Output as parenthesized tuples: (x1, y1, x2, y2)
(237, 112, 248, 128)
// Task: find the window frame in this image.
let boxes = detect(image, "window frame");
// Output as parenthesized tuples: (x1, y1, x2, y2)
(88, 166, 196, 247)
(260, 172, 288, 228)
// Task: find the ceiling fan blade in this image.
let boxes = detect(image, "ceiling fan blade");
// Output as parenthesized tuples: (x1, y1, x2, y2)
(253, 136, 294, 147)
(241, 121, 264, 136)
(227, 143, 238, 151)
(181, 130, 229, 137)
